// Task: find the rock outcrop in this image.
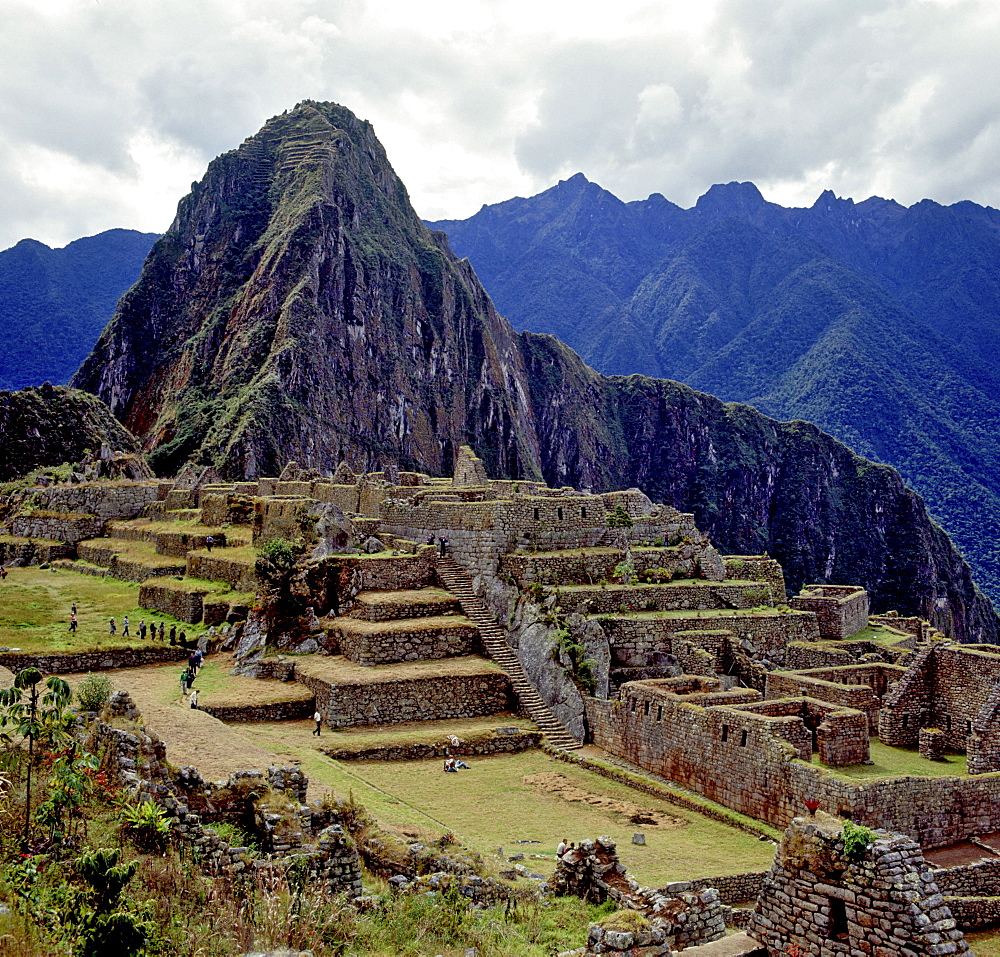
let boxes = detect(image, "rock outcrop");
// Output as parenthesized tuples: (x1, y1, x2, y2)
(72, 101, 998, 642)
(0, 384, 147, 481)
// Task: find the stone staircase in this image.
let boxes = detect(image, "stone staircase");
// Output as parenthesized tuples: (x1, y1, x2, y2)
(435, 557, 582, 751)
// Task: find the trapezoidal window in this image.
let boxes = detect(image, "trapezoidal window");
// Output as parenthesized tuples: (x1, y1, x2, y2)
(721, 725, 729, 742)
(557, 507, 564, 521)
(826, 897, 849, 941)
(533, 508, 540, 521)
(740, 730, 748, 747)
(581, 507, 587, 519)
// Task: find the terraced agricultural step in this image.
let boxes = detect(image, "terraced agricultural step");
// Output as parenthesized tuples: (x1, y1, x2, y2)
(435, 558, 582, 750)
(76, 539, 186, 582)
(331, 614, 480, 665)
(349, 588, 462, 622)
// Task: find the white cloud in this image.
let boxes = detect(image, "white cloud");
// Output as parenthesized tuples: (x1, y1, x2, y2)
(0, 0, 999, 250)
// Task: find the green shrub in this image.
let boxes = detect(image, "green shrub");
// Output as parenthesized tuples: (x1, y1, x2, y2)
(842, 820, 876, 860)
(76, 673, 114, 712)
(120, 799, 170, 852)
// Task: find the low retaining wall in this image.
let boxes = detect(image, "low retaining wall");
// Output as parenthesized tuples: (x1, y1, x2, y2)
(335, 619, 481, 665)
(186, 553, 258, 591)
(139, 580, 210, 623)
(687, 871, 766, 905)
(0, 539, 75, 565)
(556, 581, 771, 615)
(298, 671, 513, 728)
(944, 896, 1000, 930)
(322, 727, 542, 761)
(201, 697, 315, 723)
(0, 645, 188, 674)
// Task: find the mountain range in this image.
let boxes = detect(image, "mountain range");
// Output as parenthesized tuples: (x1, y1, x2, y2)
(0, 229, 159, 391)
(428, 176, 1000, 603)
(61, 101, 995, 642)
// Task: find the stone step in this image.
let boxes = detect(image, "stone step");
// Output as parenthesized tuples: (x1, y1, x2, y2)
(436, 558, 583, 751)
(349, 588, 462, 623)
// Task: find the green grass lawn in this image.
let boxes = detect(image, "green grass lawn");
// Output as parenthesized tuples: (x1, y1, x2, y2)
(239, 745, 778, 886)
(0, 566, 198, 652)
(813, 737, 970, 780)
(967, 931, 1000, 955)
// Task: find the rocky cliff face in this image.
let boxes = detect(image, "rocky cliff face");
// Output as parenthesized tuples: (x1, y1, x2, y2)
(73, 101, 997, 642)
(74, 102, 540, 482)
(0, 384, 145, 481)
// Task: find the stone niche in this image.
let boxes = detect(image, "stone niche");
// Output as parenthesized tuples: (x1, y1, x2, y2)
(750, 812, 970, 956)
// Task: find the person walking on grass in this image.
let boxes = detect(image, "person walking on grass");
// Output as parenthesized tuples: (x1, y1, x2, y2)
(69, 613, 77, 633)
(168, 624, 177, 645)
(71, 602, 77, 617)
(158, 622, 165, 641)
(180, 670, 190, 697)
(138, 620, 146, 640)
(122, 615, 130, 637)
(205, 535, 214, 553)
(189, 689, 199, 709)
(313, 710, 322, 736)
(109, 617, 116, 636)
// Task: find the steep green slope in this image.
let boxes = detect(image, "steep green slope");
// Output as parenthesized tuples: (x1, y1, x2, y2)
(72, 102, 997, 642)
(0, 230, 158, 391)
(430, 181, 1000, 602)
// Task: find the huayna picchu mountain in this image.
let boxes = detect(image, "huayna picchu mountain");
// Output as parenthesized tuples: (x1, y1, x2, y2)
(73, 101, 998, 643)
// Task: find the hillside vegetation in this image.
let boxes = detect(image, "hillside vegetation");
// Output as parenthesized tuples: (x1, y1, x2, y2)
(430, 177, 1000, 603)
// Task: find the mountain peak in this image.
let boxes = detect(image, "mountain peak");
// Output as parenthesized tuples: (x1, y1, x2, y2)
(694, 181, 768, 217)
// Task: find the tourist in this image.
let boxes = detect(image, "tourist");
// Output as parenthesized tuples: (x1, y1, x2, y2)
(158, 622, 165, 641)
(439, 536, 448, 557)
(122, 615, 130, 637)
(313, 710, 322, 736)
(0, 565, 7, 580)
(189, 689, 199, 709)
(425, 534, 435, 546)
(444, 758, 457, 772)
(69, 613, 77, 633)
(168, 624, 177, 645)
(205, 534, 214, 552)
(109, 617, 116, 635)
(557, 839, 568, 857)
(194, 649, 203, 672)
(180, 670, 190, 697)
(179, 629, 187, 647)
(138, 620, 147, 640)
(71, 602, 77, 616)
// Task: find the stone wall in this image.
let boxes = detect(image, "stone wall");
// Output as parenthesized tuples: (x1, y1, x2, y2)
(186, 552, 258, 591)
(723, 556, 788, 602)
(554, 581, 771, 615)
(588, 679, 1000, 848)
(297, 669, 513, 728)
(749, 814, 970, 956)
(790, 585, 869, 640)
(8, 512, 104, 543)
(0, 538, 74, 565)
(0, 645, 188, 674)
(596, 610, 819, 668)
(334, 619, 481, 666)
(321, 727, 542, 761)
(76, 541, 184, 581)
(5, 481, 163, 521)
(880, 644, 1000, 763)
(201, 697, 315, 722)
(139, 580, 210, 623)
(765, 663, 907, 732)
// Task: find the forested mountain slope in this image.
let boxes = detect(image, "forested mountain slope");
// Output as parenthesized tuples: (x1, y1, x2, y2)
(429, 178, 1000, 601)
(0, 230, 158, 391)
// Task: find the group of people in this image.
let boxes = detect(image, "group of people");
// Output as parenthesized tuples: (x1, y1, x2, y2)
(556, 839, 576, 858)
(180, 649, 205, 708)
(424, 535, 449, 557)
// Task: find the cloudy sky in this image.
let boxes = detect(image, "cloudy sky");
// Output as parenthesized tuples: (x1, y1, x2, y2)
(2, 0, 999, 251)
